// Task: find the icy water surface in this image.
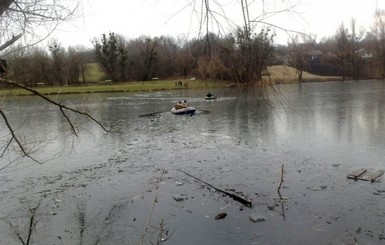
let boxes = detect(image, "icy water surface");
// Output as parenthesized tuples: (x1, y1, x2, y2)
(1, 80, 385, 244)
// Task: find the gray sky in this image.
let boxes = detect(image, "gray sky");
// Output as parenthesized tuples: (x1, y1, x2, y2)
(51, 0, 384, 47)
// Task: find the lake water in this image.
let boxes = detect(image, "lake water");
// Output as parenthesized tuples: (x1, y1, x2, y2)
(1, 80, 385, 244)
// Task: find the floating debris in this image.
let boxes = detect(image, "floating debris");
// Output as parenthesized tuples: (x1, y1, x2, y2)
(347, 169, 384, 183)
(249, 214, 266, 223)
(215, 213, 227, 220)
(172, 195, 184, 202)
(176, 169, 252, 207)
(307, 186, 327, 191)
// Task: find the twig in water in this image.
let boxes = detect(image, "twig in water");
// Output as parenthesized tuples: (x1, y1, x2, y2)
(176, 169, 252, 207)
(277, 164, 284, 199)
(0, 109, 40, 163)
(139, 168, 165, 245)
(160, 229, 176, 243)
(276, 164, 286, 219)
(5, 201, 41, 245)
(26, 203, 41, 245)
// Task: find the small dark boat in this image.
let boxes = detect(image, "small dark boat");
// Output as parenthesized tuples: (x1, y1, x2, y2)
(205, 95, 217, 100)
(205, 92, 217, 100)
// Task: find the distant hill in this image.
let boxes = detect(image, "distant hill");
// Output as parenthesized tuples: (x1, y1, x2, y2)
(266, 65, 341, 83)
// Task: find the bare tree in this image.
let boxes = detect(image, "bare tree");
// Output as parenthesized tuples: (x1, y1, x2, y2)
(162, 0, 304, 84)
(66, 45, 90, 85)
(48, 39, 66, 85)
(336, 20, 366, 80)
(335, 23, 351, 80)
(288, 34, 316, 81)
(92, 32, 130, 82)
(371, 10, 385, 78)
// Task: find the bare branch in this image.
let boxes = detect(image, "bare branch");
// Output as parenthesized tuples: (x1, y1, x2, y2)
(0, 137, 13, 158)
(0, 0, 80, 52)
(0, 109, 40, 163)
(252, 20, 315, 42)
(59, 106, 78, 136)
(0, 0, 14, 16)
(0, 33, 23, 52)
(1, 79, 110, 133)
(26, 202, 41, 245)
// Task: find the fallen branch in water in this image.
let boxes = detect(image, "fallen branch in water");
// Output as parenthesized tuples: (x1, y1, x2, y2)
(276, 164, 286, 219)
(176, 169, 252, 207)
(277, 163, 285, 199)
(4, 201, 41, 245)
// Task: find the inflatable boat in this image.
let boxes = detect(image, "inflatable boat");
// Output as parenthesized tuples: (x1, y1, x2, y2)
(171, 106, 196, 115)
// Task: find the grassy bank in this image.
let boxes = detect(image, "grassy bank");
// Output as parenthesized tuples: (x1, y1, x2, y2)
(266, 65, 341, 83)
(0, 79, 235, 96)
(0, 65, 341, 96)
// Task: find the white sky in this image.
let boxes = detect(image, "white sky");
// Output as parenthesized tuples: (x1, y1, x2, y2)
(51, 0, 385, 47)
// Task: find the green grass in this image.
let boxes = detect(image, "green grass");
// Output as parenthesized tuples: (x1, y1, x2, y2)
(82, 63, 106, 82)
(0, 64, 340, 97)
(0, 79, 235, 96)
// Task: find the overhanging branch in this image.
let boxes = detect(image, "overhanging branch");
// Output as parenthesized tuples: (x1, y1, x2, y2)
(1, 79, 110, 133)
(0, 109, 40, 163)
(0, 33, 23, 52)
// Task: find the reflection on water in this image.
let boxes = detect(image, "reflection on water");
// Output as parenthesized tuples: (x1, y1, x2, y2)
(1, 80, 385, 172)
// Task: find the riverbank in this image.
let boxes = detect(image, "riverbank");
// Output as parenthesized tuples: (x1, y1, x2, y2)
(0, 65, 341, 96)
(0, 79, 236, 96)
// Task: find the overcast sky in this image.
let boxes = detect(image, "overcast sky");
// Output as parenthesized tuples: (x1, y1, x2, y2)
(51, 0, 385, 47)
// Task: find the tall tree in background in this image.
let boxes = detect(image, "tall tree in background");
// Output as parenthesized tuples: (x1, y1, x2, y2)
(348, 19, 365, 80)
(93, 32, 129, 82)
(66, 45, 90, 85)
(335, 20, 365, 80)
(234, 26, 274, 83)
(48, 39, 65, 85)
(93, 33, 119, 81)
(155, 36, 178, 79)
(175, 44, 196, 78)
(176, 0, 300, 85)
(140, 37, 159, 81)
(372, 10, 385, 78)
(287, 34, 315, 81)
(336, 23, 350, 80)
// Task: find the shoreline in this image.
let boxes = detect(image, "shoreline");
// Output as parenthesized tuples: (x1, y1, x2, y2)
(0, 78, 344, 97)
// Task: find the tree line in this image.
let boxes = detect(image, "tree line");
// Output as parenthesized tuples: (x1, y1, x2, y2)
(4, 27, 275, 86)
(4, 10, 385, 86)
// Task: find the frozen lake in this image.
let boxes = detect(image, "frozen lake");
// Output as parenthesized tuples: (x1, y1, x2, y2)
(1, 80, 385, 244)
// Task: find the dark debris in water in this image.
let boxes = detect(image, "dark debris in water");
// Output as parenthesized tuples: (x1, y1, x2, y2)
(215, 213, 227, 220)
(139, 111, 163, 117)
(307, 185, 328, 191)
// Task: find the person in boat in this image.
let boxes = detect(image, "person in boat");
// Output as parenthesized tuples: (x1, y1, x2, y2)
(183, 100, 188, 107)
(206, 92, 213, 98)
(175, 101, 185, 110)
